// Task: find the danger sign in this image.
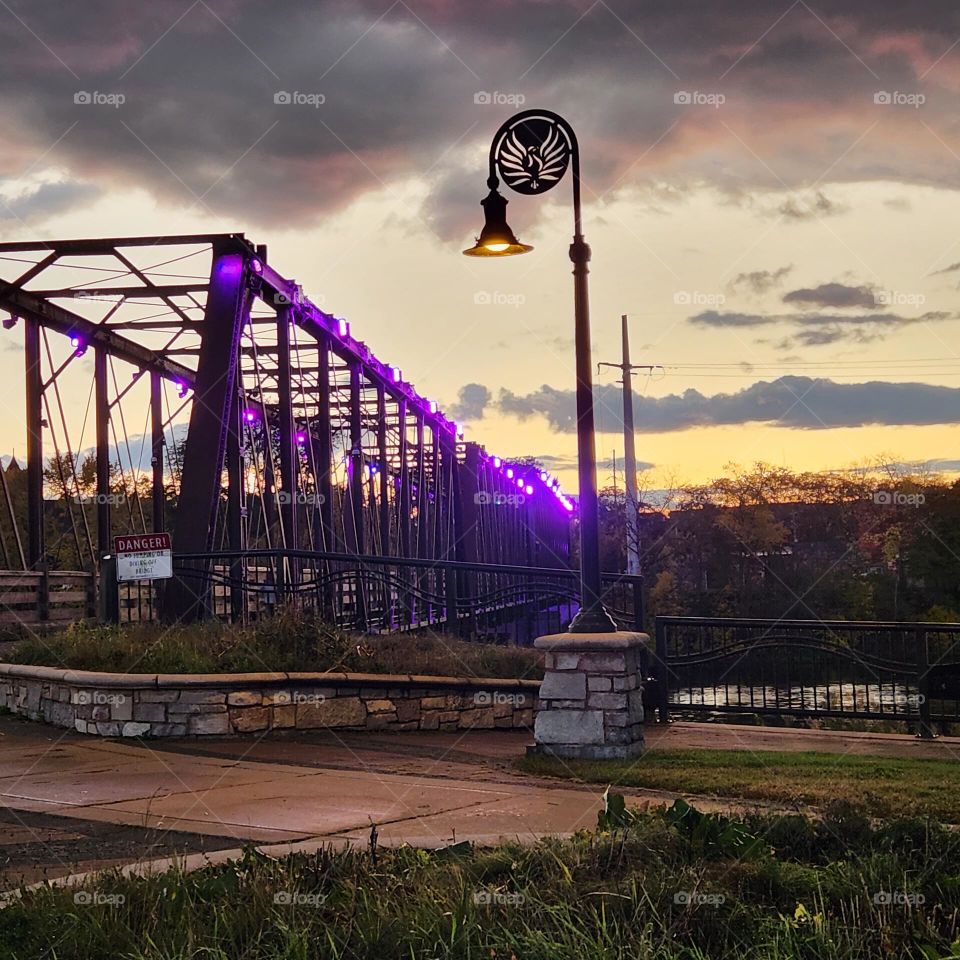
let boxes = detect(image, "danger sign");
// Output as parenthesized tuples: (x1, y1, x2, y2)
(114, 533, 173, 582)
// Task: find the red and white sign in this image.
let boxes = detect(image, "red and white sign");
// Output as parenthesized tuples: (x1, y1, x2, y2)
(114, 533, 173, 582)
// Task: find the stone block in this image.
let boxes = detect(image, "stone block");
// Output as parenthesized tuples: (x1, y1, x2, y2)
(366, 699, 395, 714)
(134, 702, 167, 723)
(189, 713, 231, 736)
(91, 705, 111, 722)
(111, 696, 133, 721)
(588, 676, 613, 692)
(227, 691, 262, 707)
(577, 653, 626, 674)
(420, 697, 447, 710)
(458, 707, 495, 729)
(140, 691, 181, 702)
(613, 675, 638, 691)
(534, 709, 604, 746)
(150, 723, 187, 737)
(419, 712, 440, 730)
(230, 707, 271, 732)
(588, 692, 628, 711)
(437, 710, 460, 723)
(555, 653, 580, 670)
(395, 700, 421, 723)
(365, 713, 398, 730)
(396, 721, 419, 731)
(121, 721, 151, 738)
(297, 696, 366, 729)
(272, 705, 296, 729)
(95, 722, 122, 737)
(539, 672, 586, 701)
(178, 691, 227, 704)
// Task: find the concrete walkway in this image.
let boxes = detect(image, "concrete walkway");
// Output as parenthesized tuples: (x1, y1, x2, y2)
(2, 714, 959, 888)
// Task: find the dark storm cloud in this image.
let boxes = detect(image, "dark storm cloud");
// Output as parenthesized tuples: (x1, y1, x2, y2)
(1, 0, 960, 235)
(449, 382, 491, 421)
(496, 376, 960, 433)
(782, 282, 878, 309)
(690, 309, 953, 346)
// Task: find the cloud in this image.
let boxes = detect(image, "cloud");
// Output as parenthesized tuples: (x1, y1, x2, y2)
(0, 180, 100, 223)
(776, 191, 847, 221)
(495, 376, 960, 433)
(690, 308, 953, 346)
(782, 282, 878, 309)
(930, 261, 960, 276)
(448, 382, 491, 422)
(1, 2, 959, 237)
(728, 265, 793, 296)
(538, 452, 655, 472)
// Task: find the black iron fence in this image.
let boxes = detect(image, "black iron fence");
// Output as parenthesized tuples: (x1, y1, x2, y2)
(654, 616, 960, 730)
(116, 549, 643, 645)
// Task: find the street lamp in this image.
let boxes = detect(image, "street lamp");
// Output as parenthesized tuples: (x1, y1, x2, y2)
(464, 109, 617, 633)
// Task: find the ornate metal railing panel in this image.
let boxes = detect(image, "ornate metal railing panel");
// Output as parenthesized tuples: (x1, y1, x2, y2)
(118, 549, 643, 646)
(654, 616, 960, 728)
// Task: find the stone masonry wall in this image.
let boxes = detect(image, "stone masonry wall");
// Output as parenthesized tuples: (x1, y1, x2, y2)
(0, 664, 537, 738)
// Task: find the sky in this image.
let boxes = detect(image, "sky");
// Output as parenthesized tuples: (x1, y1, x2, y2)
(1, 0, 960, 493)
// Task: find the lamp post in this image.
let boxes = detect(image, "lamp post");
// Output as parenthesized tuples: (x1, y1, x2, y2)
(464, 109, 616, 633)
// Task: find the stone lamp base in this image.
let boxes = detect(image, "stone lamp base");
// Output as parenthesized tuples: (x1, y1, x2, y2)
(528, 631, 649, 760)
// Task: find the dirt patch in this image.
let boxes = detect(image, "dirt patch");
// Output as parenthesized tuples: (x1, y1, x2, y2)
(0, 807, 240, 889)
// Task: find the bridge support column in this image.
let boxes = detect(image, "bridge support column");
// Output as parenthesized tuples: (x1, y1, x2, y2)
(529, 631, 650, 759)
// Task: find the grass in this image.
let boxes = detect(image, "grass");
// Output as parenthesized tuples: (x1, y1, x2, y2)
(9, 612, 544, 680)
(520, 747, 960, 822)
(3, 803, 960, 959)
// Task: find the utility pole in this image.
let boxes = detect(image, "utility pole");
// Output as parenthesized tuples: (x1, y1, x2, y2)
(599, 315, 659, 577)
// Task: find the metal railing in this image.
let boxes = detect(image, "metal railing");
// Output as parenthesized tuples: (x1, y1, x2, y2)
(116, 549, 643, 644)
(654, 616, 960, 732)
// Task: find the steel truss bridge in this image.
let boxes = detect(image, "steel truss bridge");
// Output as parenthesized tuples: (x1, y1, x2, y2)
(0, 233, 641, 637)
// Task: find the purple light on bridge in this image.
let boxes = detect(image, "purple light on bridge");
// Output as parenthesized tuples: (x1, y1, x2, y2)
(389, 365, 402, 383)
(516, 478, 523, 489)
(70, 334, 86, 357)
(525, 484, 533, 495)
(295, 431, 307, 445)
(249, 257, 263, 275)
(506, 467, 514, 479)
(175, 379, 188, 398)
(493, 457, 501, 468)
(243, 408, 257, 423)
(337, 317, 349, 337)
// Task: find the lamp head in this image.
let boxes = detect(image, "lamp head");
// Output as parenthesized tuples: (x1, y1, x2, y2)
(463, 188, 532, 257)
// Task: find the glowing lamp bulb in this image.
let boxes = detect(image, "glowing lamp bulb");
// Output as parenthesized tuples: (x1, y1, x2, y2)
(525, 484, 533, 495)
(337, 318, 349, 337)
(493, 457, 501, 468)
(295, 432, 307, 444)
(389, 365, 401, 383)
(506, 468, 514, 479)
(428, 400, 438, 414)
(243, 409, 257, 423)
(516, 478, 524, 489)
(485, 242, 509, 253)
